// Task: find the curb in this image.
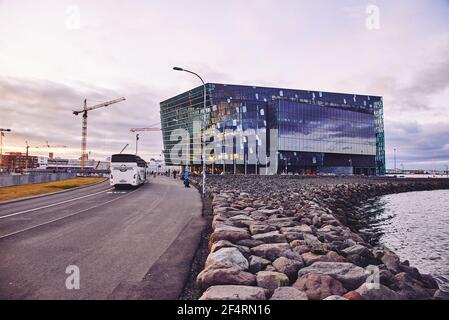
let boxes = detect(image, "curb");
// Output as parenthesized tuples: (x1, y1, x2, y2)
(0, 178, 109, 206)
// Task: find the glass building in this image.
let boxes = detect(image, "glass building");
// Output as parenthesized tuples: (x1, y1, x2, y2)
(160, 83, 385, 175)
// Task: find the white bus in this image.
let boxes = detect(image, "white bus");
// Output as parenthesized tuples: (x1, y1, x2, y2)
(110, 154, 147, 188)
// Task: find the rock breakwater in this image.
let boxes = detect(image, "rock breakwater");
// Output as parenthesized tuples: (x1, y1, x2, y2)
(190, 176, 449, 300)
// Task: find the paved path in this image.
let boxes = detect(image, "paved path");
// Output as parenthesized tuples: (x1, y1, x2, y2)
(0, 177, 204, 300)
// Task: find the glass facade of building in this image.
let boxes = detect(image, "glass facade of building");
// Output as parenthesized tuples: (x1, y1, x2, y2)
(160, 83, 385, 175)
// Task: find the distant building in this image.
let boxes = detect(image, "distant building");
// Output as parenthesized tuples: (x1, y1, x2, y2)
(0, 152, 38, 171)
(160, 83, 386, 175)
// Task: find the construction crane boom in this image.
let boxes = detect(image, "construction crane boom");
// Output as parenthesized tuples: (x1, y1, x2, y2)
(130, 127, 161, 132)
(73, 97, 126, 170)
(73, 97, 126, 115)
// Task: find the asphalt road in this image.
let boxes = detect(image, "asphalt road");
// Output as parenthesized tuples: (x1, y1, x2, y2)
(0, 176, 204, 300)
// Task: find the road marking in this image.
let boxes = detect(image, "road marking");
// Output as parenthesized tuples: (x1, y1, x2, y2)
(0, 188, 139, 240)
(0, 187, 114, 220)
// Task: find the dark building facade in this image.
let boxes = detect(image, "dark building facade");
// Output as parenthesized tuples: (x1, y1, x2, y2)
(160, 83, 385, 175)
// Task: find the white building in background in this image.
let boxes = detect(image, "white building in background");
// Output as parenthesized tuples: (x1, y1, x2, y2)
(147, 159, 178, 173)
(35, 156, 110, 171)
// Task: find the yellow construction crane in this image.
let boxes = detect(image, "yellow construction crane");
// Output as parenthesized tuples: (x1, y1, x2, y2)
(39, 141, 67, 149)
(73, 97, 126, 170)
(130, 122, 161, 133)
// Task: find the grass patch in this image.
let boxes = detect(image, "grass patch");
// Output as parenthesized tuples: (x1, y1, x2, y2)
(46, 184, 80, 190)
(0, 177, 106, 202)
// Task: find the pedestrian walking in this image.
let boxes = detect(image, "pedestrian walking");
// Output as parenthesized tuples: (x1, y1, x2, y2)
(183, 169, 190, 188)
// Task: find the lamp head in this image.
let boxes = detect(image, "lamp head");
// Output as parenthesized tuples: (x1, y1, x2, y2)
(173, 67, 184, 71)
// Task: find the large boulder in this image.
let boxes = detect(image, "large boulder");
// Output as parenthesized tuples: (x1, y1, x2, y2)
(381, 250, 401, 273)
(205, 247, 249, 270)
(197, 267, 256, 290)
(252, 231, 287, 244)
(355, 283, 404, 300)
(249, 224, 277, 235)
(199, 285, 268, 300)
(256, 271, 289, 293)
(293, 273, 347, 300)
(297, 262, 369, 290)
(434, 290, 449, 300)
(251, 243, 291, 261)
(210, 225, 250, 244)
(342, 245, 376, 267)
(280, 225, 313, 234)
(266, 218, 297, 228)
(249, 255, 272, 273)
(273, 257, 304, 281)
(270, 287, 308, 300)
(390, 272, 433, 300)
(303, 233, 322, 246)
(211, 240, 251, 258)
(302, 251, 347, 266)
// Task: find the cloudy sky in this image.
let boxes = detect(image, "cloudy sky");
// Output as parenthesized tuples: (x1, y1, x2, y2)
(0, 0, 448, 170)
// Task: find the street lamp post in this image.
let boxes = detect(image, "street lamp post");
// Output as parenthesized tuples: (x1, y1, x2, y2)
(394, 148, 397, 174)
(135, 134, 140, 155)
(173, 67, 207, 196)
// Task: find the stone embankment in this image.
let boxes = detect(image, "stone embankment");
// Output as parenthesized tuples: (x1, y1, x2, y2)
(190, 176, 449, 300)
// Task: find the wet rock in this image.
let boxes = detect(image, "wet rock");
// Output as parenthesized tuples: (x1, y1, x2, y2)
(249, 255, 272, 273)
(391, 272, 433, 300)
(378, 269, 395, 286)
(355, 283, 404, 300)
(206, 247, 249, 270)
(297, 262, 369, 290)
(251, 243, 291, 261)
(199, 285, 268, 300)
(252, 231, 287, 244)
(342, 244, 376, 267)
(434, 289, 449, 300)
(256, 271, 289, 293)
(273, 257, 304, 281)
(197, 267, 256, 290)
(420, 274, 439, 289)
(293, 273, 347, 300)
(381, 250, 401, 273)
(398, 264, 421, 281)
(270, 287, 308, 300)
